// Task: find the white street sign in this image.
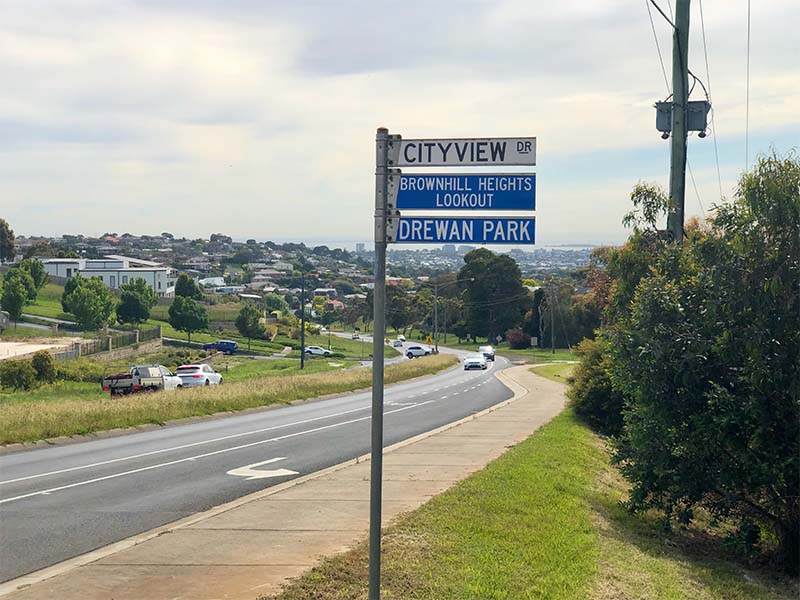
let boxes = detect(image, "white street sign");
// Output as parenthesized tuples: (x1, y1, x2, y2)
(227, 457, 299, 481)
(391, 137, 536, 167)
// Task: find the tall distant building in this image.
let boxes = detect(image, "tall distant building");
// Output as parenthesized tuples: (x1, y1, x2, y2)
(355, 243, 366, 253)
(457, 245, 476, 255)
(441, 244, 457, 256)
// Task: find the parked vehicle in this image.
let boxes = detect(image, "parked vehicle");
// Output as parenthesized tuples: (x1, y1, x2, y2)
(406, 345, 431, 359)
(463, 353, 487, 370)
(478, 345, 496, 361)
(175, 364, 223, 387)
(202, 340, 238, 354)
(392, 339, 404, 347)
(101, 365, 182, 397)
(304, 345, 332, 356)
(351, 333, 360, 339)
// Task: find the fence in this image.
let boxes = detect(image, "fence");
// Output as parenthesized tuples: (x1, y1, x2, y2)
(50, 326, 162, 361)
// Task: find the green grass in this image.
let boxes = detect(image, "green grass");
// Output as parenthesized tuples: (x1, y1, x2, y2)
(0, 325, 62, 338)
(266, 410, 796, 600)
(150, 302, 242, 322)
(499, 346, 576, 363)
(0, 354, 458, 444)
(530, 362, 575, 383)
(24, 282, 73, 320)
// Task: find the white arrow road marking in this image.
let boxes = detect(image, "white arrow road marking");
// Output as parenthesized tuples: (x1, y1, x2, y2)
(227, 457, 298, 481)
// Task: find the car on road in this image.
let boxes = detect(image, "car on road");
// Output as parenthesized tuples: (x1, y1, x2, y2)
(392, 339, 404, 347)
(101, 364, 182, 397)
(397, 334, 406, 342)
(175, 364, 223, 387)
(463, 353, 487, 370)
(351, 333, 360, 339)
(304, 345, 332, 356)
(406, 345, 431, 359)
(478, 345, 496, 361)
(202, 340, 238, 354)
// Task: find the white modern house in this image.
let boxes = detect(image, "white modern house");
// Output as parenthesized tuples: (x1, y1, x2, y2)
(42, 256, 178, 297)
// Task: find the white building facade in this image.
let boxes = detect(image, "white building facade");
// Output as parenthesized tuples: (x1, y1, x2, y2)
(42, 257, 177, 297)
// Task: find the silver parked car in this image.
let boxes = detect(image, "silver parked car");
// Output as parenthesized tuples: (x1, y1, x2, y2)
(175, 364, 223, 387)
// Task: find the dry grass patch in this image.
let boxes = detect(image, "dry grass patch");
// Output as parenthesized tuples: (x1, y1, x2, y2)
(0, 354, 458, 444)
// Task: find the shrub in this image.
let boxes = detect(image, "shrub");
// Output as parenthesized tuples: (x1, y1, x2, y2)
(567, 337, 625, 436)
(31, 350, 56, 384)
(505, 327, 531, 349)
(0, 360, 38, 390)
(55, 359, 106, 383)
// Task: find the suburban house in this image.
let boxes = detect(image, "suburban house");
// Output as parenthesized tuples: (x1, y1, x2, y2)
(312, 287, 338, 299)
(42, 256, 178, 297)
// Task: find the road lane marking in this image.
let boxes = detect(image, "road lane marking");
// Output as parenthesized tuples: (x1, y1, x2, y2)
(0, 404, 376, 486)
(227, 457, 298, 480)
(0, 401, 435, 506)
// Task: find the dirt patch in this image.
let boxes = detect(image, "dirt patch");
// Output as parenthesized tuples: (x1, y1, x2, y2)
(0, 339, 79, 360)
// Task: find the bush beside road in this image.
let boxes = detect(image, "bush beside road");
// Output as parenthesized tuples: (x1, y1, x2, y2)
(266, 380, 796, 600)
(0, 353, 458, 445)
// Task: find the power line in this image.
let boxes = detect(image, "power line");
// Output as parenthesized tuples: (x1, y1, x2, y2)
(646, 0, 671, 91)
(745, 0, 751, 170)
(649, 0, 675, 28)
(698, 0, 724, 202)
(687, 162, 706, 217)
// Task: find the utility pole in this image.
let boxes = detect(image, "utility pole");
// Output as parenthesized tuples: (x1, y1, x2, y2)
(433, 282, 439, 353)
(368, 127, 389, 600)
(300, 273, 305, 370)
(667, 0, 691, 244)
(550, 283, 555, 355)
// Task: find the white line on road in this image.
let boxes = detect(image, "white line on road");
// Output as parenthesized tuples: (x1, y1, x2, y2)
(0, 401, 434, 506)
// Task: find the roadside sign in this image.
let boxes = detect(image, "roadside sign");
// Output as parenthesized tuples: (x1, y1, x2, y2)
(426, 336, 432, 344)
(392, 137, 536, 167)
(389, 173, 535, 211)
(388, 216, 535, 245)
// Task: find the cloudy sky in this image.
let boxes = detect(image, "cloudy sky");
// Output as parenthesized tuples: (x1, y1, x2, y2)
(2, 0, 797, 245)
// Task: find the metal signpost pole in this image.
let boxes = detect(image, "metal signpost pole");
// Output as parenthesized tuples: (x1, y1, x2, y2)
(368, 127, 389, 600)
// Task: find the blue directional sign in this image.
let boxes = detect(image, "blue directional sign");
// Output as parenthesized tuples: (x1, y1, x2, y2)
(389, 216, 535, 245)
(391, 174, 535, 211)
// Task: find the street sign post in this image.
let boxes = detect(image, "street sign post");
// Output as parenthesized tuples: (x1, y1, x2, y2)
(392, 137, 536, 167)
(388, 216, 535, 245)
(389, 173, 535, 211)
(369, 130, 537, 600)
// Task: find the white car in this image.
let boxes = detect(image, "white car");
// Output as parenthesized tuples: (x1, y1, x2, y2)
(463, 353, 487, 370)
(175, 364, 223, 387)
(351, 333, 360, 339)
(406, 345, 431, 359)
(478, 345, 496, 361)
(392, 339, 404, 347)
(397, 335, 406, 342)
(304, 345, 332, 356)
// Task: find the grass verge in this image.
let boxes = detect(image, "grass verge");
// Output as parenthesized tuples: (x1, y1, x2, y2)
(0, 353, 458, 445)
(530, 362, 575, 384)
(265, 407, 796, 599)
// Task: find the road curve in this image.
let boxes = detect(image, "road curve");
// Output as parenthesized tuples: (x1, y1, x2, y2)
(0, 349, 513, 583)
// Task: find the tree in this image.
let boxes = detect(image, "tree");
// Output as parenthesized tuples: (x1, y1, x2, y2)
(62, 275, 83, 313)
(1, 278, 27, 328)
(0, 219, 15, 263)
(116, 278, 158, 325)
(68, 278, 115, 330)
(235, 304, 265, 351)
(4, 267, 36, 303)
(263, 293, 289, 314)
(174, 273, 203, 300)
(587, 154, 800, 572)
(17, 258, 48, 293)
(458, 249, 530, 342)
(168, 296, 208, 343)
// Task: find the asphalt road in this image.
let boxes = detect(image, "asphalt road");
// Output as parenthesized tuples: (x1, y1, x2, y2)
(0, 349, 512, 583)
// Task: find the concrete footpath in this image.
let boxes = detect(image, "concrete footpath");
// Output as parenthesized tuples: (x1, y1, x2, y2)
(2, 365, 567, 600)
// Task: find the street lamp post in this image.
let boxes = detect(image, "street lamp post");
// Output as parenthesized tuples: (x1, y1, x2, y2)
(300, 273, 305, 370)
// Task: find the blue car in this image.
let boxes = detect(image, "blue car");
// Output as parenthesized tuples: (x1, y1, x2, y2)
(203, 340, 238, 354)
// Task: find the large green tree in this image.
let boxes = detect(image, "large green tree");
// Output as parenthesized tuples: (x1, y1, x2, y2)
(1, 278, 28, 328)
(577, 155, 800, 572)
(168, 296, 208, 343)
(17, 258, 48, 293)
(0, 219, 14, 263)
(174, 273, 203, 300)
(116, 278, 158, 325)
(458, 249, 530, 342)
(235, 304, 265, 351)
(66, 277, 115, 330)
